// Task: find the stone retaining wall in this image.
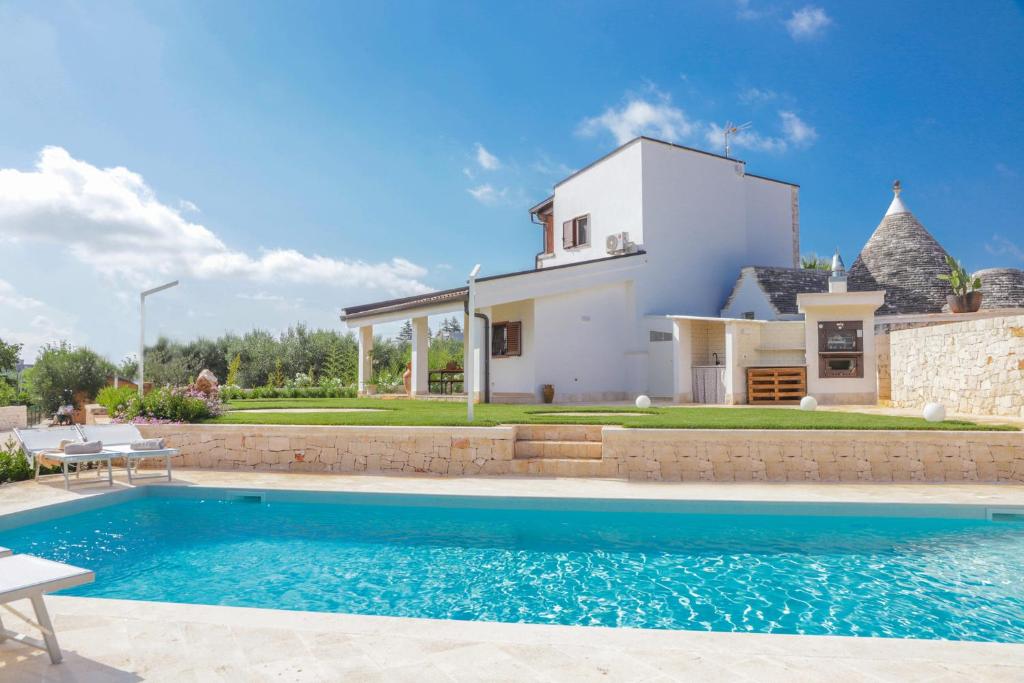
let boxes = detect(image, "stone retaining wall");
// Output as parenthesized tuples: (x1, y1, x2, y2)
(139, 423, 1023, 483)
(890, 314, 1024, 418)
(139, 424, 515, 476)
(0, 406, 27, 431)
(603, 428, 1024, 483)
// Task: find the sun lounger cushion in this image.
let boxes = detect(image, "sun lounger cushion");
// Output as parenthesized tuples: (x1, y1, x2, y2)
(62, 440, 103, 455)
(130, 438, 166, 451)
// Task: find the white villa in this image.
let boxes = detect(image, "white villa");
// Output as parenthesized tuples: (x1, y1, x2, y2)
(342, 136, 1024, 405)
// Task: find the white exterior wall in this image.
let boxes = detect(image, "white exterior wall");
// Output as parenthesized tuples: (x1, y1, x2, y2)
(637, 140, 796, 318)
(744, 177, 798, 269)
(485, 299, 536, 401)
(548, 141, 644, 266)
(532, 282, 633, 402)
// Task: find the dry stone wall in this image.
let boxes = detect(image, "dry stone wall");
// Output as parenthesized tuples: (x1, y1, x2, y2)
(139, 424, 515, 476)
(0, 406, 27, 431)
(890, 314, 1024, 418)
(603, 428, 1024, 483)
(139, 423, 1023, 483)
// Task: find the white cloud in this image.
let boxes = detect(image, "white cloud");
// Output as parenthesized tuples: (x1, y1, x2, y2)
(532, 154, 573, 179)
(739, 87, 778, 105)
(475, 144, 501, 171)
(236, 292, 286, 302)
(779, 111, 818, 146)
(995, 162, 1018, 179)
(735, 0, 767, 21)
(705, 123, 788, 154)
(467, 184, 508, 205)
(986, 235, 1024, 262)
(785, 6, 832, 40)
(0, 279, 77, 359)
(0, 278, 44, 310)
(178, 199, 200, 213)
(577, 92, 697, 145)
(704, 111, 817, 154)
(0, 147, 430, 296)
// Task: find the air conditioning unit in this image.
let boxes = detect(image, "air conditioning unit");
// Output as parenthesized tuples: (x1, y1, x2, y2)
(605, 231, 635, 255)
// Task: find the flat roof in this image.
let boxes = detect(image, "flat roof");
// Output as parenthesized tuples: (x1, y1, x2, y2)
(341, 251, 645, 322)
(526, 136, 799, 217)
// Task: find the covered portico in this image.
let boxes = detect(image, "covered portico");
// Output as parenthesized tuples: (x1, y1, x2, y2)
(340, 287, 476, 399)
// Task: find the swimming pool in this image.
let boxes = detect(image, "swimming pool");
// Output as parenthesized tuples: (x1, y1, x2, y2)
(2, 488, 1023, 642)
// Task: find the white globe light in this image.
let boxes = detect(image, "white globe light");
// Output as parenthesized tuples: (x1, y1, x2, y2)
(799, 396, 818, 411)
(635, 395, 652, 409)
(923, 402, 946, 422)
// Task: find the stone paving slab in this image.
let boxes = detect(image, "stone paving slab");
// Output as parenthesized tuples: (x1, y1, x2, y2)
(1, 596, 1023, 682)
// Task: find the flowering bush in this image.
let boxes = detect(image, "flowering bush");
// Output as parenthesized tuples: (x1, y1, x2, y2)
(112, 383, 223, 423)
(286, 372, 315, 388)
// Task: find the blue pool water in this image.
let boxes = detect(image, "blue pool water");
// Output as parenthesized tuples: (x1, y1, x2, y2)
(2, 493, 1023, 642)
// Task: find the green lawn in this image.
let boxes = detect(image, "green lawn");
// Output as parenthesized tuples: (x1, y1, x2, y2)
(211, 398, 1016, 431)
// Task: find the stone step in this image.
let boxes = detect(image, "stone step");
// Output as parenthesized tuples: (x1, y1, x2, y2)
(514, 425, 604, 442)
(514, 440, 603, 460)
(509, 458, 616, 478)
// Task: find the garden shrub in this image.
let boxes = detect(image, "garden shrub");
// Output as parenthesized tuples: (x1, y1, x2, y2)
(0, 439, 33, 484)
(96, 385, 137, 416)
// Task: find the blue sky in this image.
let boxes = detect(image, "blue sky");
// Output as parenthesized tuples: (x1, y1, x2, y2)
(1, 0, 1022, 362)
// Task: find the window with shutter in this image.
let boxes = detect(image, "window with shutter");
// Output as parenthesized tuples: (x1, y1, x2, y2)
(491, 321, 522, 358)
(561, 215, 591, 249)
(506, 321, 522, 356)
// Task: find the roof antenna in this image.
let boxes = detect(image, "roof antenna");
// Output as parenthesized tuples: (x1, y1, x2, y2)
(723, 121, 751, 158)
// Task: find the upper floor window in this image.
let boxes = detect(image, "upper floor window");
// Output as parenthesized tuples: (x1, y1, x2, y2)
(562, 215, 590, 250)
(491, 321, 522, 358)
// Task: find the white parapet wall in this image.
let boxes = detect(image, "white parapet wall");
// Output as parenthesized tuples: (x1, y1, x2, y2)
(0, 406, 27, 431)
(890, 314, 1024, 418)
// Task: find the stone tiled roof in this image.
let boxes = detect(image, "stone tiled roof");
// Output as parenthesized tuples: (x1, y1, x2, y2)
(731, 266, 829, 315)
(975, 268, 1024, 310)
(847, 209, 951, 315)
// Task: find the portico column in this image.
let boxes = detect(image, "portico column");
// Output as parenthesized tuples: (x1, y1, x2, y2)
(357, 325, 373, 395)
(672, 319, 693, 403)
(411, 317, 429, 396)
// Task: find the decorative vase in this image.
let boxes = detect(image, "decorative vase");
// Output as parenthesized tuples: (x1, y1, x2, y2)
(541, 384, 555, 404)
(947, 292, 982, 313)
(402, 362, 413, 395)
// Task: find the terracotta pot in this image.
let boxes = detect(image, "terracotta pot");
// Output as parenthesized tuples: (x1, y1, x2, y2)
(541, 384, 555, 404)
(947, 292, 982, 313)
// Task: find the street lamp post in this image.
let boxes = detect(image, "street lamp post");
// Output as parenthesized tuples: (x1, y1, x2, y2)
(465, 264, 480, 422)
(138, 280, 179, 397)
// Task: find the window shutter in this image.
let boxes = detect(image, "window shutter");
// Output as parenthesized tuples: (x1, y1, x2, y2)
(506, 321, 522, 356)
(562, 220, 574, 249)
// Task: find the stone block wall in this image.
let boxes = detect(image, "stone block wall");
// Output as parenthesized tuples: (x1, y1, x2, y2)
(890, 314, 1024, 417)
(603, 428, 1024, 483)
(139, 424, 516, 476)
(0, 406, 27, 431)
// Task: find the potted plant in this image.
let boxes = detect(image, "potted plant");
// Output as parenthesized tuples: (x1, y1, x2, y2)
(541, 384, 555, 403)
(938, 255, 982, 313)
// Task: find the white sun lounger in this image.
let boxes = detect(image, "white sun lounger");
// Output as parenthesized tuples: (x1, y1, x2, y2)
(77, 424, 176, 483)
(0, 553, 94, 664)
(11, 427, 114, 490)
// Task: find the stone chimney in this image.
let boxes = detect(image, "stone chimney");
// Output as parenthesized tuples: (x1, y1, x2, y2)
(829, 248, 847, 293)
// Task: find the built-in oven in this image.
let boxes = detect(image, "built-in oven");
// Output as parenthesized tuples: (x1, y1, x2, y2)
(817, 321, 864, 378)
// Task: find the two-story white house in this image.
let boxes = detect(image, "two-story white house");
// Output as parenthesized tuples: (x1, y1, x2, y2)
(341, 136, 799, 403)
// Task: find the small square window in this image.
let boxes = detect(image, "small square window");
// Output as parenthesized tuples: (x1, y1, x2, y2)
(492, 321, 522, 358)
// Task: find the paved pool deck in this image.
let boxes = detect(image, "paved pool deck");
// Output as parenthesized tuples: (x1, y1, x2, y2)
(2, 470, 1024, 681)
